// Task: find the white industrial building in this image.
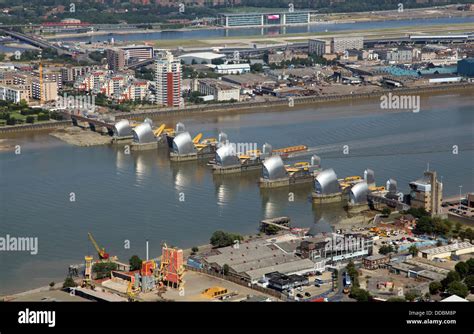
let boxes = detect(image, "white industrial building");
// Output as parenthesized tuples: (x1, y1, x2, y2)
(215, 63, 251, 75)
(179, 52, 226, 65)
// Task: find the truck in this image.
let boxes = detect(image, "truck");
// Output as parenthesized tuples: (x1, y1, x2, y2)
(343, 272, 352, 294)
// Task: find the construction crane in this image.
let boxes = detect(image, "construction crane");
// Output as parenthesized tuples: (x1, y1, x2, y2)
(87, 232, 109, 260)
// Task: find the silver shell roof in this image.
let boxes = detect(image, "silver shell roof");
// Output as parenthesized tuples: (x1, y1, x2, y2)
(386, 178, 397, 193)
(262, 156, 287, 180)
(143, 118, 153, 126)
(113, 119, 132, 137)
(218, 132, 228, 144)
(350, 181, 369, 204)
(175, 122, 185, 133)
(216, 144, 240, 167)
(364, 169, 375, 184)
(132, 123, 155, 144)
(262, 143, 273, 156)
(311, 155, 321, 167)
(172, 132, 196, 155)
(314, 168, 340, 195)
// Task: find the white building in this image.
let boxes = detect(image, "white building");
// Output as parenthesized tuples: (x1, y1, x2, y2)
(179, 52, 226, 65)
(0, 85, 29, 103)
(331, 37, 364, 53)
(215, 63, 251, 75)
(155, 52, 182, 107)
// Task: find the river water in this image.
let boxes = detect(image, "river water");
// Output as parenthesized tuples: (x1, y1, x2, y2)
(54, 17, 473, 43)
(0, 92, 473, 294)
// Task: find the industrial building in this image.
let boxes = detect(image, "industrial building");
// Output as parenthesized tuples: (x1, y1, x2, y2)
(297, 233, 373, 266)
(202, 239, 317, 283)
(197, 79, 240, 102)
(418, 242, 474, 261)
(457, 58, 474, 77)
(179, 52, 226, 65)
(408, 170, 443, 216)
(219, 10, 317, 27)
(214, 63, 251, 75)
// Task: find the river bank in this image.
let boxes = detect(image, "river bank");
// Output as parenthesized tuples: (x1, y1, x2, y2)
(1, 83, 472, 138)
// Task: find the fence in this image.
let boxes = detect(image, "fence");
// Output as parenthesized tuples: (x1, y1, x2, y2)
(0, 120, 70, 134)
(184, 265, 284, 300)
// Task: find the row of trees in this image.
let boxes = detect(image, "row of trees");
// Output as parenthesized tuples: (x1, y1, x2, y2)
(429, 259, 474, 298)
(404, 207, 473, 241)
(210, 230, 243, 248)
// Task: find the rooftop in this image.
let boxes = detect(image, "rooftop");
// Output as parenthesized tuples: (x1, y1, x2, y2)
(420, 242, 473, 255)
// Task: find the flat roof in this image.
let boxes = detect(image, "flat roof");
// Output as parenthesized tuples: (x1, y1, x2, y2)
(179, 52, 226, 60)
(220, 10, 317, 17)
(421, 242, 473, 255)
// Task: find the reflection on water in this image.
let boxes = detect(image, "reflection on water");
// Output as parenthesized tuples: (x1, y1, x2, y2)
(1, 92, 473, 294)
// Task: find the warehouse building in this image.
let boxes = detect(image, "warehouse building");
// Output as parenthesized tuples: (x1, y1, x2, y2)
(203, 239, 317, 283)
(179, 52, 226, 65)
(457, 58, 474, 77)
(418, 242, 474, 261)
(197, 79, 240, 101)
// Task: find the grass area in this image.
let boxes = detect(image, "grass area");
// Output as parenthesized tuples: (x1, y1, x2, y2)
(10, 112, 26, 121)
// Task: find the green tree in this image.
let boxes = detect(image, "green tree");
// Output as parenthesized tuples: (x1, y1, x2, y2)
(379, 244, 394, 255)
(405, 289, 421, 302)
(129, 255, 143, 271)
(191, 246, 199, 254)
(210, 230, 243, 248)
(455, 262, 469, 279)
(49, 281, 55, 288)
(346, 261, 359, 287)
(466, 258, 474, 274)
(408, 245, 419, 257)
(429, 281, 443, 295)
(63, 276, 77, 289)
(349, 287, 370, 302)
(447, 281, 469, 298)
(464, 275, 474, 293)
(92, 262, 118, 279)
(381, 207, 391, 216)
(442, 270, 461, 289)
(26, 115, 35, 124)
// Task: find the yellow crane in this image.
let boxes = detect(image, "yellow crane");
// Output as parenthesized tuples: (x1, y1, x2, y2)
(153, 123, 166, 137)
(87, 232, 109, 260)
(192, 133, 203, 144)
